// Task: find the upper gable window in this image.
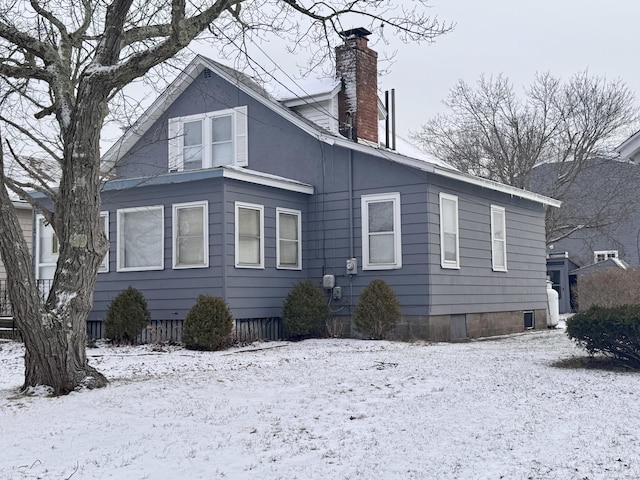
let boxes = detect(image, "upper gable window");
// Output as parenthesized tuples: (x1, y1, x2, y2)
(168, 106, 248, 172)
(594, 250, 618, 263)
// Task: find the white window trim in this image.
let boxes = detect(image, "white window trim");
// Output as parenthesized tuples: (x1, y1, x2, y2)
(168, 106, 248, 172)
(490, 205, 507, 272)
(361, 192, 402, 270)
(439, 192, 460, 269)
(172, 201, 209, 269)
(35, 214, 58, 280)
(594, 250, 618, 263)
(235, 202, 264, 269)
(98, 211, 109, 273)
(276, 207, 302, 270)
(116, 206, 165, 272)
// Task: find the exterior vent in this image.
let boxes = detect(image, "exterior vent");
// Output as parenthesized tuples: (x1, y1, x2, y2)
(203, 69, 212, 78)
(523, 311, 535, 329)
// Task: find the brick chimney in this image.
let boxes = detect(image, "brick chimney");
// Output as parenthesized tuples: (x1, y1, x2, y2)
(335, 28, 378, 144)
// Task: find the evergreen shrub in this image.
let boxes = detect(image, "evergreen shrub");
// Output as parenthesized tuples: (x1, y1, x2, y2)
(566, 304, 640, 368)
(353, 279, 400, 340)
(105, 286, 150, 344)
(182, 295, 234, 351)
(282, 280, 329, 340)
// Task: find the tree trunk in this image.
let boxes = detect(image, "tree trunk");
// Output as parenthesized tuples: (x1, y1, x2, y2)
(0, 79, 110, 395)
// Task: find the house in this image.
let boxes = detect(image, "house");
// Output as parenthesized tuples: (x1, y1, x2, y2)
(532, 139, 640, 312)
(36, 29, 560, 341)
(0, 200, 33, 316)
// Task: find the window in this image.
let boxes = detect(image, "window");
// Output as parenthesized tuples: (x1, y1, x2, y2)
(173, 202, 208, 269)
(277, 208, 302, 270)
(117, 206, 164, 271)
(594, 250, 618, 263)
(168, 106, 248, 172)
(491, 205, 507, 271)
(439, 193, 459, 269)
(235, 202, 264, 268)
(35, 215, 58, 281)
(98, 212, 109, 273)
(361, 193, 402, 270)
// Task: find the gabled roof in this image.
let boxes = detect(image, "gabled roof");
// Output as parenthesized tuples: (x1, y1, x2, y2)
(103, 55, 561, 208)
(616, 129, 640, 162)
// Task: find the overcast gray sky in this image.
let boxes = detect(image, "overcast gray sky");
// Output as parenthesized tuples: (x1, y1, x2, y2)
(379, 0, 639, 138)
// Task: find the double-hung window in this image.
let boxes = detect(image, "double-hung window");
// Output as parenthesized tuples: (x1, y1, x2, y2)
(439, 193, 459, 269)
(235, 202, 264, 269)
(168, 106, 248, 172)
(173, 201, 208, 269)
(277, 208, 302, 270)
(490, 205, 507, 271)
(117, 206, 164, 271)
(361, 193, 402, 270)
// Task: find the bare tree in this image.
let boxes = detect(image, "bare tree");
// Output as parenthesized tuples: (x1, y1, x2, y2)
(412, 71, 640, 243)
(0, 0, 451, 395)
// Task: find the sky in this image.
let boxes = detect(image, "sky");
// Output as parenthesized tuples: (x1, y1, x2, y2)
(3, 327, 640, 479)
(375, 0, 639, 138)
(105, 0, 639, 151)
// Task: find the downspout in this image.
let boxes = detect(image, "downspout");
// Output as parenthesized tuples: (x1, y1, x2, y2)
(348, 148, 354, 316)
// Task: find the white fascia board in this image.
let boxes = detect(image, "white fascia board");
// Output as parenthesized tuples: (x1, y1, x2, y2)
(616, 129, 640, 159)
(11, 200, 32, 210)
(281, 84, 342, 108)
(433, 167, 562, 208)
(222, 167, 314, 195)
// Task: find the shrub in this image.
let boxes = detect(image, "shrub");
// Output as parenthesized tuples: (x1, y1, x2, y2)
(105, 286, 150, 344)
(282, 280, 329, 340)
(353, 279, 400, 339)
(566, 304, 640, 368)
(575, 267, 640, 310)
(182, 295, 234, 351)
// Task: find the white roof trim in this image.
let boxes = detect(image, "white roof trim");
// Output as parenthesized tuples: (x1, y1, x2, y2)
(616, 129, 640, 160)
(433, 167, 562, 207)
(222, 166, 314, 194)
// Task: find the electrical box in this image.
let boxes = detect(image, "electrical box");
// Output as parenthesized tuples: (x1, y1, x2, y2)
(322, 274, 335, 289)
(346, 258, 358, 276)
(332, 286, 342, 300)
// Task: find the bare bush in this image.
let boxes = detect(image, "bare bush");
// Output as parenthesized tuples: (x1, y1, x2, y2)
(575, 268, 640, 310)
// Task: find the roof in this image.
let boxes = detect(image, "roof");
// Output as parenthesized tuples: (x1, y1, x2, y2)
(616, 129, 640, 162)
(570, 257, 629, 276)
(104, 166, 314, 195)
(103, 55, 561, 208)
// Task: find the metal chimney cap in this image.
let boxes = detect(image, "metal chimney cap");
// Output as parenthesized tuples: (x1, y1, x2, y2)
(339, 27, 372, 39)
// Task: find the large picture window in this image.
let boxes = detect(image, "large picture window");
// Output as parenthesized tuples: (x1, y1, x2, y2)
(173, 201, 208, 269)
(277, 208, 301, 270)
(117, 206, 164, 271)
(235, 202, 264, 269)
(440, 193, 459, 269)
(491, 205, 507, 271)
(168, 106, 247, 172)
(361, 192, 402, 270)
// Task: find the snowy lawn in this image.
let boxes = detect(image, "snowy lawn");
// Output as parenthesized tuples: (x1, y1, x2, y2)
(1, 328, 639, 479)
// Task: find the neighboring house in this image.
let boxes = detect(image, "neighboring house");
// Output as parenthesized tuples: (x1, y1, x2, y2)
(36, 29, 560, 341)
(531, 139, 640, 312)
(0, 200, 33, 316)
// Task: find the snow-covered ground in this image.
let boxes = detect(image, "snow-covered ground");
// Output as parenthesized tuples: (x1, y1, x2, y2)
(1, 328, 639, 479)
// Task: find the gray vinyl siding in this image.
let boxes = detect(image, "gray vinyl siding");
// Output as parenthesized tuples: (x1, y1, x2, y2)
(222, 181, 309, 319)
(426, 176, 548, 316)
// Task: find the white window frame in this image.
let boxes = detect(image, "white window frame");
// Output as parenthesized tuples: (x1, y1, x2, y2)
(490, 205, 507, 272)
(98, 211, 109, 273)
(168, 106, 248, 172)
(172, 201, 209, 269)
(117, 206, 164, 272)
(594, 250, 618, 263)
(235, 202, 264, 269)
(35, 214, 58, 281)
(439, 193, 460, 269)
(276, 207, 302, 270)
(361, 192, 402, 270)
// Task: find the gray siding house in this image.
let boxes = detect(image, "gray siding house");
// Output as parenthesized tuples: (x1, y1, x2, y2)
(43, 30, 559, 341)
